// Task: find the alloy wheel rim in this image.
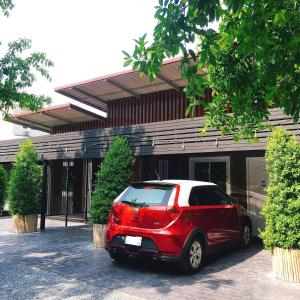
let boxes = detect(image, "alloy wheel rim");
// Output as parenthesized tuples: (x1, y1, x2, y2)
(189, 240, 202, 268)
(243, 225, 251, 245)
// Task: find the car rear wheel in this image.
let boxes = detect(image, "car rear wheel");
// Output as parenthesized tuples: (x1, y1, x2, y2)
(109, 250, 128, 262)
(240, 223, 251, 248)
(179, 237, 204, 274)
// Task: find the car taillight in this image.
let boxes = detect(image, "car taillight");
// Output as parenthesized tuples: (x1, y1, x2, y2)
(167, 184, 181, 220)
(111, 205, 120, 224)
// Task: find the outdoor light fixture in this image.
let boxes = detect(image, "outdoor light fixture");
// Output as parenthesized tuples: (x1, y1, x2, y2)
(152, 139, 155, 148)
(103, 141, 108, 151)
(182, 141, 185, 150)
(215, 137, 219, 147)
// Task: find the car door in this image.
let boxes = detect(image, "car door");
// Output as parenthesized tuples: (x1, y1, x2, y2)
(188, 186, 227, 247)
(209, 187, 240, 242)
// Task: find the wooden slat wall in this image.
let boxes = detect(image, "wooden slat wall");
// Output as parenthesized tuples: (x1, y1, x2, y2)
(53, 89, 200, 134)
(0, 109, 299, 163)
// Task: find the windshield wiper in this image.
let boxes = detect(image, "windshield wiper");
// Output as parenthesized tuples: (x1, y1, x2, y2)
(120, 200, 138, 206)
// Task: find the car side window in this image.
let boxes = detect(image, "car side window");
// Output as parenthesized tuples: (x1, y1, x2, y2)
(188, 188, 199, 206)
(209, 188, 229, 205)
(188, 186, 229, 206)
(188, 187, 213, 206)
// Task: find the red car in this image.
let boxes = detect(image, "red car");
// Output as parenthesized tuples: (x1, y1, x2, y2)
(105, 180, 251, 274)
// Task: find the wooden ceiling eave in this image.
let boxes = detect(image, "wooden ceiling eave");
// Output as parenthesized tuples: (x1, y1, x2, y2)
(59, 90, 107, 112)
(105, 78, 141, 100)
(14, 117, 51, 133)
(40, 111, 75, 125)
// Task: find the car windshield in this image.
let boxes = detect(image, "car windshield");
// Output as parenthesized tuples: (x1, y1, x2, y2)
(118, 184, 174, 207)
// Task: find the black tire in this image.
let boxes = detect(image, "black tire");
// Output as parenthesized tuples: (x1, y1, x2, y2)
(109, 250, 128, 262)
(240, 222, 252, 248)
(179, 237, 204, 274)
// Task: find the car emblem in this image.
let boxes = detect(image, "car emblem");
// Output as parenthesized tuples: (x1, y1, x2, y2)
(133, 208, 139, 215)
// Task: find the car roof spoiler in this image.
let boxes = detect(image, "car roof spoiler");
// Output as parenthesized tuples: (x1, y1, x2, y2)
(130, 181, 176, 188)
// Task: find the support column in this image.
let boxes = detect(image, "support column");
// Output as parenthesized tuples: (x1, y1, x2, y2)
(40, 160, 48, 230)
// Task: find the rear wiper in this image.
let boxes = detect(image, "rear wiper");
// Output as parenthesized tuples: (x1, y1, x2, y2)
(120, 200, 138, 206)
(120, 200, 149, 207)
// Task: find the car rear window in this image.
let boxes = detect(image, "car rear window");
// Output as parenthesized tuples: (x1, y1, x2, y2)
(118, 184, 174, 207)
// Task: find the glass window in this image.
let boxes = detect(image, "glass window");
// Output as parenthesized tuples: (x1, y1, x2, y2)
(193, 161, 227, 192)
(189, 186, 229, 206)
(194, 162, 209, 182)
(118, 184, 174, 207)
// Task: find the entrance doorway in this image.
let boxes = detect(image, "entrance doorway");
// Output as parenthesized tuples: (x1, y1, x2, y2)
(189, 157, 230, 193)
(246, 157, 267, 236)
(61, 160, 83, 216)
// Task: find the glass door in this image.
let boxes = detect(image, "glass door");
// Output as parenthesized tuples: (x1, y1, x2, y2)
(190, 157, 230, 193)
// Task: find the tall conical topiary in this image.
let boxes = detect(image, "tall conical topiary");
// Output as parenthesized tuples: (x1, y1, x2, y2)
(261, 127, 300, 250)
(8, 140, 42, 216)
(0, 165, 7, 213)
(91, 136, 134, 224)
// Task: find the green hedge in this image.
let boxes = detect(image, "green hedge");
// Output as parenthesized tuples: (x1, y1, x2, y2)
(261, 127, 300, 250)
(0, 165, 7, 212)
(8, 140, 42, 216)
(91, 136, 134, 224)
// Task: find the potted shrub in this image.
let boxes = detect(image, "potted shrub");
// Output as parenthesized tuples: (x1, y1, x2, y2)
(261, 127, 300, 283)
(91, 136, 134, 247)
(0, 165, 7, 216)
(8, 140, 42, 233)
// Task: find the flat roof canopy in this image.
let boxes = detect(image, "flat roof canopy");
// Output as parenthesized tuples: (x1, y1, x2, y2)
(55, 58, 200, 111)
(6, 103, 106, 133)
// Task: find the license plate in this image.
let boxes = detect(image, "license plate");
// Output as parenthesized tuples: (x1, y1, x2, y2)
(125, 236, 142, 246)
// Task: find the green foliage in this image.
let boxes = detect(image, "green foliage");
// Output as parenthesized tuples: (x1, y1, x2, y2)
(0, 0, 14, 16)
(260, 127, 300, 250)
(0, 1, 53, 115)
(0, 164, 7, 211)
(125, 0, 300, 139)
(8, 140, 42, 216)
(91, 136, 134, 224)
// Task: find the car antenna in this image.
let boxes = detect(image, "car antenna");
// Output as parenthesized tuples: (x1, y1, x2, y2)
(154, 169, 161, 181)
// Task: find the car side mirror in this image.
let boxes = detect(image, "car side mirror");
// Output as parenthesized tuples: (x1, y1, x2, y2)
(229, 197, 238, 204)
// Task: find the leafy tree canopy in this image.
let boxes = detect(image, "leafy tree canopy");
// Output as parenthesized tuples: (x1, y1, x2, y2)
(7, 139, 42, 216)
(0, 0, 53, 116)
(124, 0, 300, 139)
(261, 127, 300, 250)
(91, 136, 134, 224)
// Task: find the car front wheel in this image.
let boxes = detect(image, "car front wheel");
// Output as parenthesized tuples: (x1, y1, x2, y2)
(179, 237, 204, 274)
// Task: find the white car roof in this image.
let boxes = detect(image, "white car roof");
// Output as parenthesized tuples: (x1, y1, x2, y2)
(145, 180, 216, 207)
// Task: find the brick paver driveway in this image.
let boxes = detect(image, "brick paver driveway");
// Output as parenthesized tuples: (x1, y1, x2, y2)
(0, 217, 299, 300)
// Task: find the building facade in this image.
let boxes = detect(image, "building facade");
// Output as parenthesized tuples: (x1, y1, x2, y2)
(0, 58, 299, 234)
